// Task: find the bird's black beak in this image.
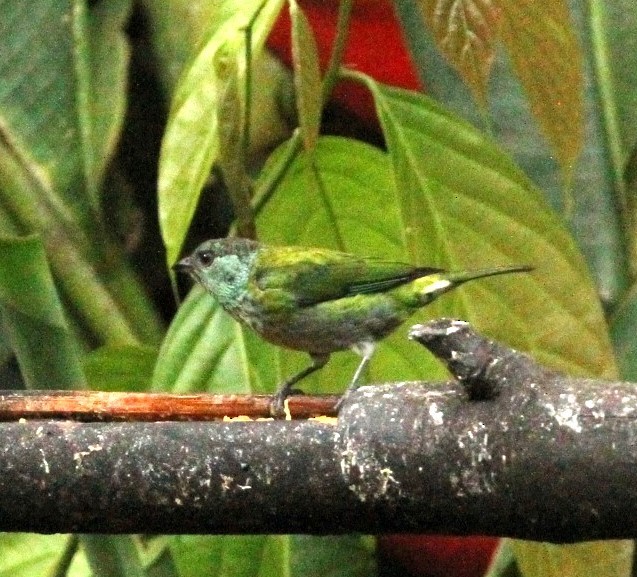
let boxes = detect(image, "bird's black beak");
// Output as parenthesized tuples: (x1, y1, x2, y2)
(173, 256, 194, 274)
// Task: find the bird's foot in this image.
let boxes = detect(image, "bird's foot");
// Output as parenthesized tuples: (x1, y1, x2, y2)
(269, 387, 304, 419)
(333, 390, 350, 413)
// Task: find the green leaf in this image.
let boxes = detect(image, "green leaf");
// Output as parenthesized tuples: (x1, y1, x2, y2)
(152, 285, 279, 393)
(0, 534, 90, 577)
(86, 0, 132, 189)
(83, 344, 158, 392)
(0, 0, 129, 226)
(417, 0, 500, 106)
(353, 74, 628, 577)
(591, 0, 637, 170)
(158, 0, 285, 267)
(568, 2, 630, 306)
(498, 0, 584, 181)
(589, 0, 637, 272)
(142, 0, 250, 95)
(0, 0, 90, 225)
(170, 535, 270, 577)
(355, 75, 615, 378)
(397, 1, 629, 308)
(169, 535, 375, 577)
(216, 40, 256, 239)
(0, 0, 160, 347)
(0, 235, 85, 390)
(511, 541, 633, 577)
(290, 0, 322, 153)
(82, 536, 147, 577)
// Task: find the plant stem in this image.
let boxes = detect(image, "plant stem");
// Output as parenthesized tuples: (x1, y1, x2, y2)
(320, 0, 354, 106)
(252, 0, 354, 218)
(587, 0, 625, 208)
(252, 129, 301, 217)
(587, 0, 634, 277)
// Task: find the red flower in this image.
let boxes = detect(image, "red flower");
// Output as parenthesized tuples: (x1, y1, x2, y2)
(267, 0, 421, 125)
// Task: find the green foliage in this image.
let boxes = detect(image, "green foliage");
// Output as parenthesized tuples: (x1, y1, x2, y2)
(157, 0, 285, 267)
(410, 0, 584, 180)
(83, 344, 157, 392)
(0, 0, 162, 347)
(169, 535, 375, 577)
(510, 541, 635, 577)
(153, 285, 278, 393)
(289, 0, 322, 154)
(0, 236, 85, 389)
(2, 0, 637, 575)
(0, 535, 89, 577)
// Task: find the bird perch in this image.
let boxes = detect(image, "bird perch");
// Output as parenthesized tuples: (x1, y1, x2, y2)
(1, 318, 636, 541)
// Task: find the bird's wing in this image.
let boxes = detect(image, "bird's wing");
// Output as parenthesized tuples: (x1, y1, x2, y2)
(253, 246, 441, 307)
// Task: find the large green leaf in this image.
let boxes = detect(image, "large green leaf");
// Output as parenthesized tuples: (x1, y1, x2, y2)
(158, 0, 285, 267)
(0, 0, 91, 223)
(141, 0, 248, 95)
(356, 75, 614, 377)
(0, 235, 85, 390)
(256, 137, 449, 392)
(0, 0, 161, 347)
(394, 0, 628, 308)
(589, 0, 637, 271)
(351, 75, 629, 577)
(86, 0, 132, 189)
(362, 76, 630, 574)
(591, 0, 637, 172)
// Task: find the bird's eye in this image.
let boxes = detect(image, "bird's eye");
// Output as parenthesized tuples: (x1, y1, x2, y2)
(197, 250, 214, 268)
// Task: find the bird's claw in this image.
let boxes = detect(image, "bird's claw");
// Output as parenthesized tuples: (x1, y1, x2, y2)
(269, 388, 304, 419)
(333, 391, 349, 413)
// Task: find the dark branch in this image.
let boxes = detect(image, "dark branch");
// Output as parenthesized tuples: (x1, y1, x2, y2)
(1, 318, 636, 541)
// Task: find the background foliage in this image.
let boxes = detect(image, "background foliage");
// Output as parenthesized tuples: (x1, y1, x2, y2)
(1, 0, 636, 576)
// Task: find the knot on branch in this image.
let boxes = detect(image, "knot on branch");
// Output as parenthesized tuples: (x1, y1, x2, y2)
(409, 318, 556, 400)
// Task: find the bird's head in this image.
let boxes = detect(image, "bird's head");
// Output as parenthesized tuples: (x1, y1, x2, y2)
(174, 238, 260, 305)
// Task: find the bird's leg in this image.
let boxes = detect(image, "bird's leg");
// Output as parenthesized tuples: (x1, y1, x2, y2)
(270, 352, 330, 418)
(334, 341, 376, 412)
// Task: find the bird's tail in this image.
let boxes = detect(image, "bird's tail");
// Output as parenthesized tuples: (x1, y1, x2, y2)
(417, 264, 533, 304)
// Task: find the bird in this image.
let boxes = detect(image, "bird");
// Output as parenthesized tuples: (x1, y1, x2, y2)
(174, 238, 531, 416)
